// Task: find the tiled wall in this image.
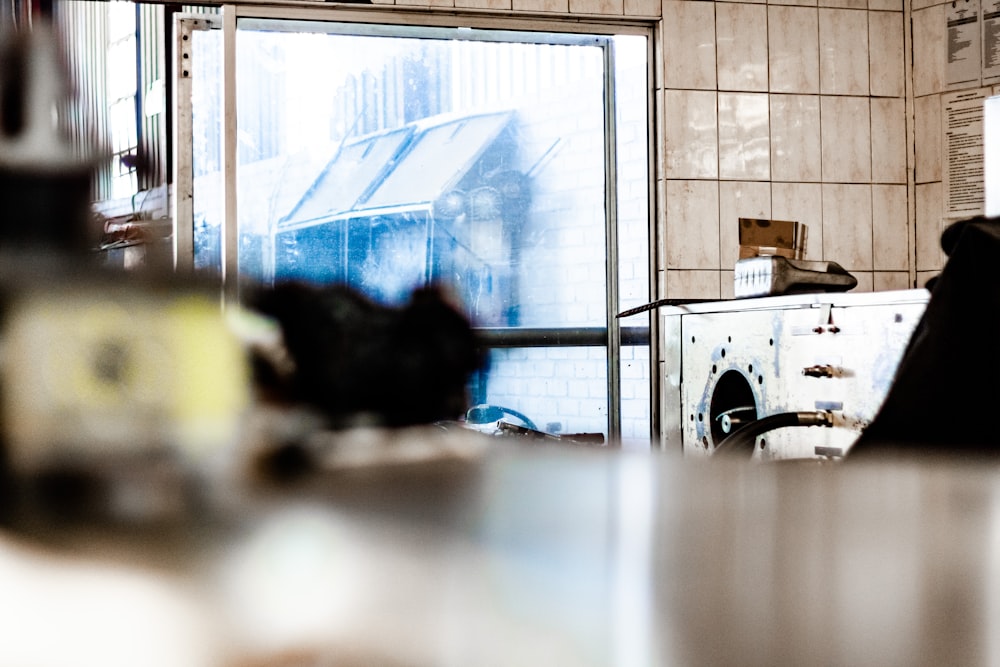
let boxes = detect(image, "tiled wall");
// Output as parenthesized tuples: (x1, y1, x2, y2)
(660, 0, 911, 299)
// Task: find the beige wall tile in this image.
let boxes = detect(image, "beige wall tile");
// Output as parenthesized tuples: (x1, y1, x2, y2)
(872, 184, 908, 269)
(655, 89, 666, 179)
(663, 1, 717, 89)
(456, 0, 510, 8)
(570, 0, 622, 12)
(869, 11, 905, 96)
(513, 0, 568, 10)
(912, 4, 945, 97)
(874, 271, 911, 291)
(911, 0, 940, 10)
(716, 3, 769, 91)
(915, 181, 946, 271)
(720, 271, 736, 299)
(851, 271, 874, 291)
(666, 269, 722, 299)
(914, 94, 942, 184)
(819, 8, 869, 94)
(871, 97, 906, 183)
(770, 94, 822, 181)
(769, 0, 818, 6)
(656, 178, 668, 271)
(666, 180, 721, 269)
(916, 271, 938, 289)
(822, 183, 873, 270)
(625, 0, 660, 15)
(718, 93, 771, 180)
(868, 0, 902, 10)
(772, 182, 823, 259)
(665, 90, 719, 179)
(720, 181, 771, 269)
(821, 96, 872, 182)
(769, 6, 820, 93)
(820, 0, 866, 8)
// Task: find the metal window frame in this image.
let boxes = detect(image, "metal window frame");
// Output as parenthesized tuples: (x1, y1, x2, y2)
(173, 5, 655, 444)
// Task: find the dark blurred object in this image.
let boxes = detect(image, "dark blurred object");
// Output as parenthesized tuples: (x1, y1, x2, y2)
(0, 22, 250, 527)
(0, 276, 252, 525)
(850, 215, 1000, 458)
(0, 24, 97, 255)
(248, 281, 486, 429)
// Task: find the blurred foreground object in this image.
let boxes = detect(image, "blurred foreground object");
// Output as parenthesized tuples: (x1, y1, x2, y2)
(247, 281, 486, 429)
(0, 23, 97, 254)
(850, 215, 1000, 458)
(6, 448, 1000, 667)
(0, 278, 251, 521)
(0, 21, 250, 523)
(0, 530, 225, 667)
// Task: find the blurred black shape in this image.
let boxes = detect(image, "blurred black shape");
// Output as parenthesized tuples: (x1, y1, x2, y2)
(850, 216, 1000, 458)
(0, 26, 96, 256)
(248, 281, 487, 429)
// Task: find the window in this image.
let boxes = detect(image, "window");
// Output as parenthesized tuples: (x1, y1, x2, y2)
(57, 0, 169, 203)
(105, 1, 139, 200)
(176, 12, 651, 445)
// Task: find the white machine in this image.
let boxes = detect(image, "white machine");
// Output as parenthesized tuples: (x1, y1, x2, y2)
(659, 289, 930, 461)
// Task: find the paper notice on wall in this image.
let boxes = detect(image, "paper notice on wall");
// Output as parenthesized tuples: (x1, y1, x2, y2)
(943, 89, 988, 218)
(947, 0, 983, 88)
(984, 95, 1000, 216)
(985, 0, 1000, 83)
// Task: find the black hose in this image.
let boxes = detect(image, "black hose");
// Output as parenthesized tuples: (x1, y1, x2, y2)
(713, 411, 832, 457)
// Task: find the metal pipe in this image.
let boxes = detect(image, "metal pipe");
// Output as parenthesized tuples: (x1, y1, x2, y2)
(475, 325, 648, 348)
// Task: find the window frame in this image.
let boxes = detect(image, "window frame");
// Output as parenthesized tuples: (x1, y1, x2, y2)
(173, 4, 657, 444)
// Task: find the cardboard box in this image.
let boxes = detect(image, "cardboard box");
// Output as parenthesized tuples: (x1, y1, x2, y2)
(738, 218, 805, 260)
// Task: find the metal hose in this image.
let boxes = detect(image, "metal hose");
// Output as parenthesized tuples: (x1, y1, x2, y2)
(713, 411, 832, 457)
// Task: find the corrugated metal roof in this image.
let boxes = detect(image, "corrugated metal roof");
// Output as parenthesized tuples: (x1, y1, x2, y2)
(281, 126, 414, 227)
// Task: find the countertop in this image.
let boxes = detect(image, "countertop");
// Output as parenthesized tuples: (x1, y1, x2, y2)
(1, 434, 997, 667)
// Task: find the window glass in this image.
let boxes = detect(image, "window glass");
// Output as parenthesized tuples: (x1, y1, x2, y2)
(234, 24, 608, 331)
(186, 19, 650, 441)
(613, 35, 651, 448)
(191, 27, 223, 277)
(106, 2, 138, 199)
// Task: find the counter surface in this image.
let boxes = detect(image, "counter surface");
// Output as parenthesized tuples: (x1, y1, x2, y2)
(2, 439, 997, 667)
